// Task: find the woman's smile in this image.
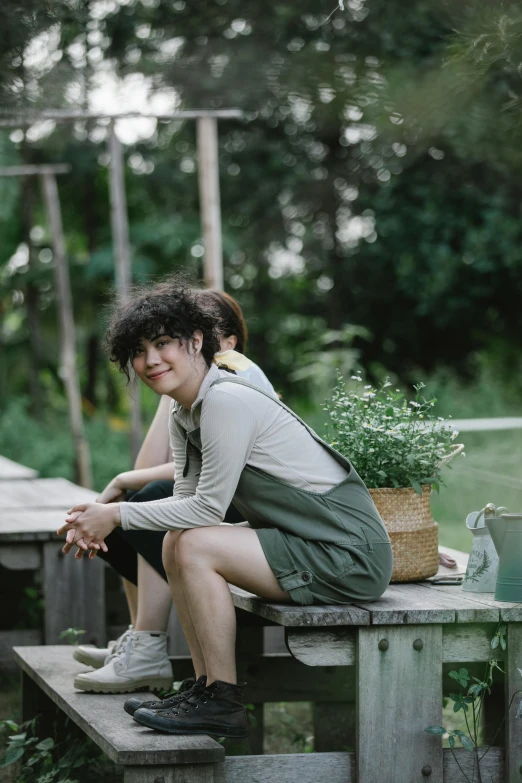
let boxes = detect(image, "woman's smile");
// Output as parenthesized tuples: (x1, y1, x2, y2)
(147, 369, 171, 381)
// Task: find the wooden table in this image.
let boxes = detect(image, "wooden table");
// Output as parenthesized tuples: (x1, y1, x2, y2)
(228, 578, 521, 783)
(0, 455, 38, 480)
(1, 475, 104, 650)
(15, 575, 522, 782)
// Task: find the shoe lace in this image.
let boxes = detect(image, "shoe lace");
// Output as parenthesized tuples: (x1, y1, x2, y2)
(164, 682, 220, 717)
(149, 677, 195, 707)
(104, 628, 134, 667)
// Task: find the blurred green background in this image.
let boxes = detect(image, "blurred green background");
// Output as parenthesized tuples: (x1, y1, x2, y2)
(1, 0, 522, 555)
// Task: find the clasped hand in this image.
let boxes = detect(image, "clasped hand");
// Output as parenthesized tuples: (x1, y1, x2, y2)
(56, 503, 121, 560)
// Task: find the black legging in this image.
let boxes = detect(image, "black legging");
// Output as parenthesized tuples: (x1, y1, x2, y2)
(98, 480, 244, 584)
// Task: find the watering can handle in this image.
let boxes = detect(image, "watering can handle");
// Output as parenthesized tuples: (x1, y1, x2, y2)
(473, 504, 508, 528)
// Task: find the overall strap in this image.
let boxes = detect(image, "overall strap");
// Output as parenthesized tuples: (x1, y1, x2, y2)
(208, 376, 352, 472)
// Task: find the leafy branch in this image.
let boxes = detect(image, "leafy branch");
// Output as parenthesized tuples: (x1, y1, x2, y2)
(426, 623, 519, 783)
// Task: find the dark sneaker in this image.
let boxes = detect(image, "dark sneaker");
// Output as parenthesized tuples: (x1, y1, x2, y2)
(133, 679, 248, 738)
(124, 675, 204, 717)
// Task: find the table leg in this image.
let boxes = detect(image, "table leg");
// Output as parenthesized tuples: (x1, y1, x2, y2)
(236, 620, 264, 755)
(43, 541, 105, 645)
(356, 624, 443, 782)
(505, 622, 522, 782)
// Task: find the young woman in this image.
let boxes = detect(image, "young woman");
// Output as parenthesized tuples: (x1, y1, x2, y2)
(58, 279, 392, 739)
(70, 288, 276, 696)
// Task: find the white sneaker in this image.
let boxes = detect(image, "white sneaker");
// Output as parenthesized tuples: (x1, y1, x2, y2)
(73, 626, 133, 669)
(73, 630, 173, 694)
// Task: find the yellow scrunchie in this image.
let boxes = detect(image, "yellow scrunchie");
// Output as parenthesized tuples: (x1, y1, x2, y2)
(213, 349, 253, 372)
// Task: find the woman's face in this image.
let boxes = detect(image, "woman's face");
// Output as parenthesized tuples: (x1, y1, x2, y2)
(132, 331, 205, 400)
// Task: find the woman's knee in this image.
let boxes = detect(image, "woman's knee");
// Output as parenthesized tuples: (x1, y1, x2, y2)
(174, 528, 213, 571)
(162, 529, 185, 572)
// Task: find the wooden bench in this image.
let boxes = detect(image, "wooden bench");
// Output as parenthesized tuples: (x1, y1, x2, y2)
(0, 469, 103, 651)
(15, 557, 522, 783)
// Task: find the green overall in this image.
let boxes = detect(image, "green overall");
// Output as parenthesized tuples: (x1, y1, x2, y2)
(182, 376, 393, 606)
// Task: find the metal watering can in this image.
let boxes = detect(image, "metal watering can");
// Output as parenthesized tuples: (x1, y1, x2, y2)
(462, 504, 503, 593)
(486, 506, 522, 602)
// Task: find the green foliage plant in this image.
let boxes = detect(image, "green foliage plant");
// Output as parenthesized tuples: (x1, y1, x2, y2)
(58, 629, 85, 646)
(323, 374, 462, 493)
(0, 718, 119, 783)
(426, 624, 522, 783)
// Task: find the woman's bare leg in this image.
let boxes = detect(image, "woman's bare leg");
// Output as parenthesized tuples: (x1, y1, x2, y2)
(168, 526, 289, 685)
(162, 531, 207, 678)
(121, 578, 138, 626)
(134, 555, 173, 632)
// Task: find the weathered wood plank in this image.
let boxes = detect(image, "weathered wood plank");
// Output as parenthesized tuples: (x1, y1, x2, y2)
(355, 583, 456, 625)
(230, 586, 370, 627)
(432, 589, 522, 623)
(354, 582, 502, 625)
(357, 625, 443, 782)
(444, 746, 503, 782)
(224, 752, 354, 783)
(505, 623, 522, 781)
(125, 764, 220, 782)
(2, 478, 96, 510)
(416, 583, 500, 623)
(286, 627, 356, 666)
(14, 646, 224, 765)
(0, 456, 38, 480)
(442, 624, 503, 663)
(222, 749, 503, 783)
(286, 624, 503, 666)
(0, 510, 72, 540)
(0, 543, 41, 569)
(0, 630, 42, 667)
(43, 542, 105, 646)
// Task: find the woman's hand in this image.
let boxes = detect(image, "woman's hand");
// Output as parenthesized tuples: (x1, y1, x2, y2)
(97, 476, 126, 504)
(57, 503, 121, 559)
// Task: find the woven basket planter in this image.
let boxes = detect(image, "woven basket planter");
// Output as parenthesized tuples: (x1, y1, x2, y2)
(369, 485, 439, 583)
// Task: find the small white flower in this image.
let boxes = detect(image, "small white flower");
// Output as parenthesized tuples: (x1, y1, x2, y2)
(351, 375, 362, 381)
(364, 385, 372, 389)
(451, 431, 459, 439)
(409, 401, 421, 407)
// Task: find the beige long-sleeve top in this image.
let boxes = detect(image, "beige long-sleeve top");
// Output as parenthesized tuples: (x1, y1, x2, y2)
(120, 364, 348, 532)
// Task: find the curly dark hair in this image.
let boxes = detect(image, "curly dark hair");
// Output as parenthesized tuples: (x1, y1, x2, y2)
(104, 277, 221, 380)
(195, 290, 248, 353)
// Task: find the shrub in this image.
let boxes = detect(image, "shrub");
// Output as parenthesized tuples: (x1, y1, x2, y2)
(323, 373, 462, 492)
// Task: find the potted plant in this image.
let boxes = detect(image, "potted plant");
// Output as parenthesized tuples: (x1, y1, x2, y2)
(323, 374, 464, 582)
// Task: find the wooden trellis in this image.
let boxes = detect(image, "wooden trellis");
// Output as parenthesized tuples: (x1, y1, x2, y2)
(0, 108, 242, 461)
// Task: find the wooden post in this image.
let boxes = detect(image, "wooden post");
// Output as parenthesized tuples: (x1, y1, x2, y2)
(356, 625, 443, 782)
(41, 171, 93, 489)
(196, 116, 223, 290)
(108, 121, 142, 460)
(108, 122, 132, 295)
(21, 173, 44, 416)
(505, 623, 522, 781)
